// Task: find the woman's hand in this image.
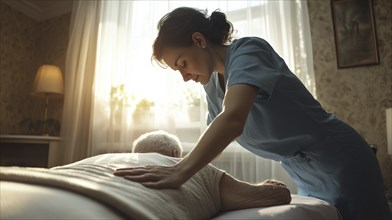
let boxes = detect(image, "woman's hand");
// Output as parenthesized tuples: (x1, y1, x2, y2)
(113, 164, 189, 189)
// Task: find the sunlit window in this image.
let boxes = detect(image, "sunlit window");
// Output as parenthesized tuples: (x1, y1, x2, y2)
(92, 0, 314, 152)
(95, 1, 267, 144)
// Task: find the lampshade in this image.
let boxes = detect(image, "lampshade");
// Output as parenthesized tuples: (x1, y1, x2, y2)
(31, 65, 64, 99)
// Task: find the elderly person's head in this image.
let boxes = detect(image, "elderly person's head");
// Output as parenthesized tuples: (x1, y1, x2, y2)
(132, 130, 183, 157)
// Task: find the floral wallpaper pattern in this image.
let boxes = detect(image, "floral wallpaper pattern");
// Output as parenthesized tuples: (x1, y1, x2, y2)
(1, 0, 391, 194)
(307, 0, 392, 194)
(0, 3, 70, 136)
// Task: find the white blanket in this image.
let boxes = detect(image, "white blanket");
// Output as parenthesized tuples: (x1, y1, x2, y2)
(1, 153, 223, 220)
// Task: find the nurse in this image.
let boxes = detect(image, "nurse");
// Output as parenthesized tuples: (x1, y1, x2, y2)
(114, 7, 391, 220)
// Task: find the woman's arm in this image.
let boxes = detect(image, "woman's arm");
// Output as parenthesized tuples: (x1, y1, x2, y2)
(219, 173, 292, 211)
(177, 84, 259, 181)
(114, 84, 258, 188)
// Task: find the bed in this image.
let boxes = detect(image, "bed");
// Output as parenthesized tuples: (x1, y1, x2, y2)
(0, 153, 341, 220)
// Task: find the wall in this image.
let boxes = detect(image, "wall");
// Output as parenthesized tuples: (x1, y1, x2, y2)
(307, 0, 392, 193)
(0, 2, 70, 135)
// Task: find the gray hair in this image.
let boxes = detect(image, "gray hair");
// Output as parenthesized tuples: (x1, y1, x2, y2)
(132, 130, 183, 157)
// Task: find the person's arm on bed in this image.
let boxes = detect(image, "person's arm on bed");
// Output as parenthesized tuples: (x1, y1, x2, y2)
(219, 173, 291, 211)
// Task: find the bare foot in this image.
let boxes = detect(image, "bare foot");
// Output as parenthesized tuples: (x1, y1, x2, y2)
(260, 179, 287, 188)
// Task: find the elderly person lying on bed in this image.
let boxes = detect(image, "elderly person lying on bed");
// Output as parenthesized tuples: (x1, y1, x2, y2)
(121, 130, 291, 211)
(1, 130, 291, 220)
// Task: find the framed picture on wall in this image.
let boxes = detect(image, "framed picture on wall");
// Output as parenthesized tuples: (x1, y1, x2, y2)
(331, 0, 379, 68)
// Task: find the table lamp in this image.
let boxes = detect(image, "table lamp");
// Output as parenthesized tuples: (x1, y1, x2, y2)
(31, 64, 64, 135)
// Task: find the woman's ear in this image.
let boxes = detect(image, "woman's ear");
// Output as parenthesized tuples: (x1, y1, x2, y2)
(192, 32, 206, 48)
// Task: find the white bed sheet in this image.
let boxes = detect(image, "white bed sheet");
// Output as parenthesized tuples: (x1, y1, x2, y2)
(0, 153, 342, 220)
(213, 194, 341, 220)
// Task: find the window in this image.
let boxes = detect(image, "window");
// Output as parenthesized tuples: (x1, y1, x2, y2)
(91, 0, 314, 156)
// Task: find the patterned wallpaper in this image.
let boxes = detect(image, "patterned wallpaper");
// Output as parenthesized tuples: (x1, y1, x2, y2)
(307, 0, 392, 193)
(1, 0, 391, 193)
(0, 2, 70, 136)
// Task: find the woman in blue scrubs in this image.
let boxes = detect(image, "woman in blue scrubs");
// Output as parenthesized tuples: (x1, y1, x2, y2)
(114, 7, 391, 219)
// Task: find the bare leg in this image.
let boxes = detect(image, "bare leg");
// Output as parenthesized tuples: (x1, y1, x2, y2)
(219, 173, 291, 211)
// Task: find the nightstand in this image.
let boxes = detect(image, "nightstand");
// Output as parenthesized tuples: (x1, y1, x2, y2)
(0, 135, 60, 168)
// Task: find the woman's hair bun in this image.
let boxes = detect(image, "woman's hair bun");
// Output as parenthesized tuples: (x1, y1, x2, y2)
(208, 10, 233, 44)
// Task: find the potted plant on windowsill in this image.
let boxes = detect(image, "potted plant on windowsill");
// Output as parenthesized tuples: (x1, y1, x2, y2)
(132, 98, 155, 127)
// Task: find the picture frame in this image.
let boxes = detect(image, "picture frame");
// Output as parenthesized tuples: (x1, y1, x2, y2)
(331, 0, 379, 68)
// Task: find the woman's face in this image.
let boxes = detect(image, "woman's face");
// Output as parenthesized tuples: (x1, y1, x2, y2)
(162, 34, 214, 85)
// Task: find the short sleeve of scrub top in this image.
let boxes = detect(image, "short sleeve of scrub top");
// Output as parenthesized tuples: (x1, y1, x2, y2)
(225, 38, 284, 99)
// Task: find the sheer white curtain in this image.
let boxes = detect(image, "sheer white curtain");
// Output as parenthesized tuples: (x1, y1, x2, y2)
(90, 1, 208, 155)
(61, 0, 314, 192)
(59, 1, 100, 164)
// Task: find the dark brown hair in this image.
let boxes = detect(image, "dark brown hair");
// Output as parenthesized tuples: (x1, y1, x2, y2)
(152, 7, 233, 67)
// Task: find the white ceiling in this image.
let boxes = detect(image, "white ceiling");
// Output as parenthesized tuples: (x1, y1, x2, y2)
(2, 0, 74, 21)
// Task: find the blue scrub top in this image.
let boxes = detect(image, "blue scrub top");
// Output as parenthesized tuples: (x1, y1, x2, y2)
(204, 37, 336, 161)
(203, 37, 392, 220)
